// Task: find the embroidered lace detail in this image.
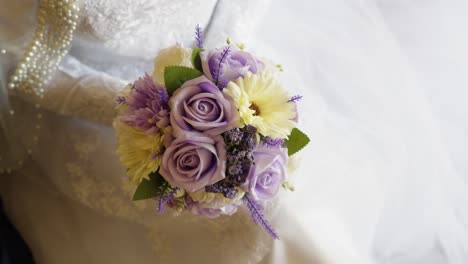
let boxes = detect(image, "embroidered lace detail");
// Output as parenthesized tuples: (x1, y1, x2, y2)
(67, 134, 147, 218)
(76, 0, 218, 58)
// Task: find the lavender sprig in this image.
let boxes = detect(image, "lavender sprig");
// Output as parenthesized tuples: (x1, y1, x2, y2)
(195, 24, 203, 48)
(156, 87, 169, 107)
(116, 96, 126, 104)
(243, 193, 279, 239)
(287, 95, 303, 103)
(157, 188, 178, 214)
(157, 197, 165, 213)
(212, 46, 231, 88)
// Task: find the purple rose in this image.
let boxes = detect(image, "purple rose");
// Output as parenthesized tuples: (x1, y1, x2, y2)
(169, 76, 239, 136)
(159, 132, 226, 192)
(244, 144, 288, 200)
(200, 45, 264, 85)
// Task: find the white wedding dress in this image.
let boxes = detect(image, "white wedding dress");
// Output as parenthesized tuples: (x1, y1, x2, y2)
(1, 0, 468, 263)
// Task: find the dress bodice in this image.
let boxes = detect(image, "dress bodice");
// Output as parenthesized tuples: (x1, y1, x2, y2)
(76, 0, 217, 58)
(1, 0, 269, 80)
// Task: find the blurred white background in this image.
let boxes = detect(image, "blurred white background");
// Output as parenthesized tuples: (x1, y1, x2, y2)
(251, 0, 468, 263)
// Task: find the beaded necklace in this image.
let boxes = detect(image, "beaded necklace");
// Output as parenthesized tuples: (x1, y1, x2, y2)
(0, 0, 80, 173)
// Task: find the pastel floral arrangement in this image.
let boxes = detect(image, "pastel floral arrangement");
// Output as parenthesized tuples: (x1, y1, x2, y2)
(113, 26, 309, 239)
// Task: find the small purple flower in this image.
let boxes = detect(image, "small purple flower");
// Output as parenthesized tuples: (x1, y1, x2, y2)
(169, 76, 239, 136)
(243, 193, 279, 239)
(122, 74, 169, 134)
(127, 74, 168, 110)
(159, 132, 226, 192)
(195, 24, 204, 48)
(116, 96, 126, 104)
(263, 137, 285, 148)
(186, 195, 239, 218)
(228, 164, 242, 176)
(287, 95, 302, 103)
(191, 202, 239, 218)
(200, 45, 265, 87)
(211, 46, 231, 87)
(222, 125, 258, 185)
(225, 128, 244, 144)
(244, 144, 288, 200)
(205, 181, 237, 199)
(156, 188, 178, 214)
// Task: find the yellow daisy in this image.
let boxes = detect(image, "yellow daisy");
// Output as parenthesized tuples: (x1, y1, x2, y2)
(224, 71, 296, 139)
(114, 120, 164, 184)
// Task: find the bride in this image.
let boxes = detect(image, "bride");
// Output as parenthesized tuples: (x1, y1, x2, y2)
(1, 0, 468, 263)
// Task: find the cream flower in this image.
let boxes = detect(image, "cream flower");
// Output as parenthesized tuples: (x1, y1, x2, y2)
(114, 120, 164, 184)
(153, 45, 193, 86)
(224, 71, 296, 139)
(189, 189, 245, 204)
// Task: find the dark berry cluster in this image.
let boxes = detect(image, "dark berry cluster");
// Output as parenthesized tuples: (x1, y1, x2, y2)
(205, 125, 257, 198)
(205, 181, 237, 199)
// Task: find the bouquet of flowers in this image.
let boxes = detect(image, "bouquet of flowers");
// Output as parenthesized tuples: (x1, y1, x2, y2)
(113, 26, 309, 239)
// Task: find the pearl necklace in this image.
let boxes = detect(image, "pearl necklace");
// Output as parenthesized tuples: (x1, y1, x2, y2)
(8, 0, 80, 95)
(0, 0, 80, 174)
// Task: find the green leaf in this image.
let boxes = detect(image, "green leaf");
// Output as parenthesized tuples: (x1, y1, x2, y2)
(191, 48, 204, 72)
(164, 66, 203, 95)
(285, 128, 310, 156)
(132, 171, 169, 201)
(282, 181, 295, 191)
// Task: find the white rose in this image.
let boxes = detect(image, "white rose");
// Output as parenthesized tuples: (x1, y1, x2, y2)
(286, 154, 301, 176)
(258, 57, 280, 74)
(188, 188, 245, 204)
(153, 45, 193, 86)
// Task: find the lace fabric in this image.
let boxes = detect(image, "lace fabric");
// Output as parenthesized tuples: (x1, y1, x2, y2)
(76, 0, 218, 58)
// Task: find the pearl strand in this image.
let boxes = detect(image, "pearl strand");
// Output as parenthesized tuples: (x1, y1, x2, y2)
(1, 0, 80, 174)
(8, 0, 80, 95)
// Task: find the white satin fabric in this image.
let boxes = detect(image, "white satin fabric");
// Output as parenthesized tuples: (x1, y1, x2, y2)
(1, 0, 468, 263)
